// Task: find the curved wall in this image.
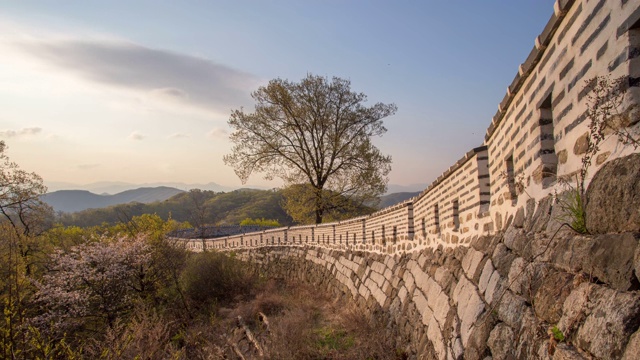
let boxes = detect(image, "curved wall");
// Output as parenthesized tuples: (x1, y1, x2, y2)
(175, 2, 640, 358)
(179, 0, 640, 254)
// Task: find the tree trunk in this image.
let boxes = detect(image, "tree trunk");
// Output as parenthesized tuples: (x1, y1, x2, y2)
(314, 187, 323, 224)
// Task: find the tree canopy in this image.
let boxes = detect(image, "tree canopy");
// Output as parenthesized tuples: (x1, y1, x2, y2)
(224, 74, 396, 224)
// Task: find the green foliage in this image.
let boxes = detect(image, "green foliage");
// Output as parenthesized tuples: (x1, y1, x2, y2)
(314, 326, 355, 352)
(57, 188, 293, 228)
(551, 326, 565, 342)
(240, 217, 281, 227)
(282, 183, 376, 225)
(555, 184, 588, 234)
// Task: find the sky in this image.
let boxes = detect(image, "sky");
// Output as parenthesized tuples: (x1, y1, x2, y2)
(0, 1, 556, 192)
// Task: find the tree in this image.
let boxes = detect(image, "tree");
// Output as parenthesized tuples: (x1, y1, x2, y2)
(34, 235, 152, 335)
(281, 183, 375, 224)
(0, 141, 52, 237)
(224, 74, 396, 224)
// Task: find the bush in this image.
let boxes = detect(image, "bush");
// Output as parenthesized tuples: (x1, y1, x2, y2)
(181, 251, 256, 311)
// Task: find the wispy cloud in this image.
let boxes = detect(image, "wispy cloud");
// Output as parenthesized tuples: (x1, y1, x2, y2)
(168, 132, 190, 139)
(128, 131, 145, 141)
(0, 127, 42, 138)
(12, 38, 259, 114)
(207, 127, 228, 139)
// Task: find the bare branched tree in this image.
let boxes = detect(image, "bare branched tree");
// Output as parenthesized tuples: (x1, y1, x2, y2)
(0, 141, 52, 238)
(224, 74, 396, 224)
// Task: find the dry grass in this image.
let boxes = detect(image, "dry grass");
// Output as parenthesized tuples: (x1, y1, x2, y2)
(82, 276, 402, 359)
(215, 278, 403, 360)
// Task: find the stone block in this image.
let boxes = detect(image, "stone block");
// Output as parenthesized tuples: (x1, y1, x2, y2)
(533, 271, 577, 324)
(488, 323, 515, 360)
(429, 288, 450, 330)
(573, 132, 589, 155)
(586, 153, 640, 234)
(622, 329, 640, 360)
(462, 248, 486, 280)
(553, 343, 588, 360)
(552, 232, 639, 291)
(496, 290, 527, 330)
(557, 149, 568, 164)
(453, 276, 485, 346)
(478, 259, 495, 295)
(426, 315, 447, 360)
(492, 243, 516, 278)
(572, 284, 640, 359)
(434, 266, 455, 293)
(464, 312, 496, 360)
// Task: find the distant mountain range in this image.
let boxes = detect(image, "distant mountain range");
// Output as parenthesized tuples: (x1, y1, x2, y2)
(42, 186, 424, 214)
(41, 187, 185, 213)
(378, 192, 421, 208)
(44, 181, 240, 195)
(45, 181, 429, 196)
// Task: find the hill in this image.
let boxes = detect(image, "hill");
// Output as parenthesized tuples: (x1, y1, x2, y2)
(378, 191, 420, 208)
(53, 187, 418, 228)
(42, 186, 185, 213)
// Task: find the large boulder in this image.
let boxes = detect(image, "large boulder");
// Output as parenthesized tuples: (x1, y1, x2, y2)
(586, 153, 640, 234)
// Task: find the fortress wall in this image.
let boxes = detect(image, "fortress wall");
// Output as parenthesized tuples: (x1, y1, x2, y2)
(236, 207, 640, 359)
(189, 1, 640, 257)
(486, 0, 640, 231)
(243, 231, 263, 247)
(262, 227, 287, 245)
(335, 216, 367, 246)
(314, 222, 335, 245)
(177, 2, 640, 357)
(364, 199, 414, 249)
(413, 147, 491, 248)
(287, 224, 315, 245)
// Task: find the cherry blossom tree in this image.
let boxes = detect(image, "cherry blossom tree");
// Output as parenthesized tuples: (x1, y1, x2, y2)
(34, 235, 152, 335)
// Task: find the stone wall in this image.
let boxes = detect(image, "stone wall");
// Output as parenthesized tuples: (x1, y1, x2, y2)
(174, 1, 640, 357)
(413, 146, 491, 248)
(235, 195, 640, 359)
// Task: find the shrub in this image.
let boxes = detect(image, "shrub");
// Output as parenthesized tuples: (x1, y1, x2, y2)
(181, 251, 256, 310)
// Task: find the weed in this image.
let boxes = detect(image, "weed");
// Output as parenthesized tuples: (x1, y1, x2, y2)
(314, 326, 355, 351)
(551, 326, 565, 342)
(554, 177, 588, 234)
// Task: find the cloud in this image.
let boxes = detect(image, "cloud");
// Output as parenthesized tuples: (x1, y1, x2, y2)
(0, 127, 42, 138)
(77, 163, 100, 170)
(12, 38, 259, 114)
(128, 131, 145, 140)
(168, 132, 189, 139)
(150, 87, 189, 100)
(207, 127, 228, 139)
